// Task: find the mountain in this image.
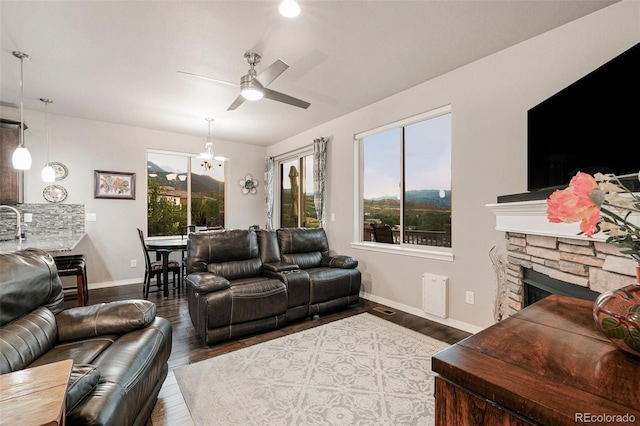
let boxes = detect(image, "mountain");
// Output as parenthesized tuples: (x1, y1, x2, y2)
(366, 190, 451, 206)
(146, 161, 224, 194)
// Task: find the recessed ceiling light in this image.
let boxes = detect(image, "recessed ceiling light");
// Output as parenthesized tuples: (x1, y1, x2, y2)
(279, 0, 300, 18)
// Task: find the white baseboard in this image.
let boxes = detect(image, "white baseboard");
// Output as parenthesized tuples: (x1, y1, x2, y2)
(360, 291, 484, 335)
(88, 278, 141, 290)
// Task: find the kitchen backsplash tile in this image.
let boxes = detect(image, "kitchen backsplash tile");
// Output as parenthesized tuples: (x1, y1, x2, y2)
(0, 203, 85, 241)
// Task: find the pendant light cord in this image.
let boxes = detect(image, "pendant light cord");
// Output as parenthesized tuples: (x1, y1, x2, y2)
(19, 55, 25, 147)
(42, 99, 52, 166)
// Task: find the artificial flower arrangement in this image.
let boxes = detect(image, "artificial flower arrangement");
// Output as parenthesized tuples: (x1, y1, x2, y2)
(546, 171, 640, 262)
(546, 170, 640, 356)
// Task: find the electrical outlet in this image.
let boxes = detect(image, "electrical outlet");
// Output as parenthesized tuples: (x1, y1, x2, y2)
(86, 213, 97, 222)
(23, 213, 33, 222)
(130, 259, 137, 268)
(465, 291, 475, 304)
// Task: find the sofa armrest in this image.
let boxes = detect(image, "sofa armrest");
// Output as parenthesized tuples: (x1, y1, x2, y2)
(185, 272, 230, 294)
(56, 300, 156, 342)
(320, 255, 359, 269)
(262, 262, 299, 272)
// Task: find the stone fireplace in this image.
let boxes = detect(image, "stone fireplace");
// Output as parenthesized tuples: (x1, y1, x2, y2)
(487, 199, 639, 319)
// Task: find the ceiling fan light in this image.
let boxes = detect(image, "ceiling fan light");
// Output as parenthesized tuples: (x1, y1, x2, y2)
(279, 0, 300, 18)
(241, 87, 264, 101)
(12, 146, 32, 170)
(41, 164, 56, 183)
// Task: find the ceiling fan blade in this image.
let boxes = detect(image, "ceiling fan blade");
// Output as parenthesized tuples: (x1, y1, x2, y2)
(255, 59, 289, 87)
(177, 71, 238, 87)
(227, 95, 246, 111)
(263, 88, 310, 109)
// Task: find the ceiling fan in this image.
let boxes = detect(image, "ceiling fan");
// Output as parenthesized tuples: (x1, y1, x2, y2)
(178, 52, 310, 111)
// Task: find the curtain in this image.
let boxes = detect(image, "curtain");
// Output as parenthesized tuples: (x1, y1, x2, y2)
(313, 137, 328, 228)
(264, 156, 275, 230)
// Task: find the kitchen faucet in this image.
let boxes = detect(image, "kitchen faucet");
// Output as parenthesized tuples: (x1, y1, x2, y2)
(0, 205, 22, 241)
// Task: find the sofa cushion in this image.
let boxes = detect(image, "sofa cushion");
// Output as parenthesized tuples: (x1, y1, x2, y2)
(66, 364, 101, 413)
(256, 229, 281, 263)
(282, 252, 323, 269)
(188, 229, 259, 269)
(0, 306, 57, 374)
(56, 300, 156, 342)
(207, 257, 263, 281)
(29, 335, 117, 367)
(0, 249, 64, 327)
(277, 228, 330, 257)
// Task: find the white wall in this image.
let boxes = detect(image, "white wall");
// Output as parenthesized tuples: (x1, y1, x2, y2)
(267, 1, 640, 332)
(6, 110, 267, 287)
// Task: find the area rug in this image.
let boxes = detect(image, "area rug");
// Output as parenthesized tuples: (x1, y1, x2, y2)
(174, 313, 449, 426)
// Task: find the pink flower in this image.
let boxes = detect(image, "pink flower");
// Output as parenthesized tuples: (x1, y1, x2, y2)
(546, 172, 601, 237)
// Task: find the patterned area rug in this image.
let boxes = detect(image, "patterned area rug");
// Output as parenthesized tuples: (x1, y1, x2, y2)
(174, 313, 449, 425)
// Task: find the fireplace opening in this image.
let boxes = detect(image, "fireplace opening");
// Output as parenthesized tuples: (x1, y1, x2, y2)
(523, 269, 600, 308)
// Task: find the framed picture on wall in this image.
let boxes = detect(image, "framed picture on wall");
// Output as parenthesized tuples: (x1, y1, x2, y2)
(94, 170, 136, 200)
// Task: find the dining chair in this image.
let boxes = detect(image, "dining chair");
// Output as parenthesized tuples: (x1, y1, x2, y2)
(137, 228, 181, 298)
(371, 223, 395, 244)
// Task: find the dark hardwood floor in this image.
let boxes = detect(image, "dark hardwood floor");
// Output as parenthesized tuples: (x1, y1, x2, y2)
(77, 282, 472, 425)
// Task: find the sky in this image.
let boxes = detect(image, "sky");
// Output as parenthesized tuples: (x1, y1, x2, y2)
(148, 151, 225, 182)
(363, 113, 451, 199)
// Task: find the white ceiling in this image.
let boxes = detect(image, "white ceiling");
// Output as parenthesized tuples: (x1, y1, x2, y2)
(0, 0, 616, 146)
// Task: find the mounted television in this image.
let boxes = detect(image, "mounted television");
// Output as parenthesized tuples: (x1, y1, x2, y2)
(527, 42, 640, 193)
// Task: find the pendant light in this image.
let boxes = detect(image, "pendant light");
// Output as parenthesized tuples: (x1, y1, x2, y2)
(40, 98, 55, 183)
(198, 118, 227, 162)
(12, 51, 32, 170)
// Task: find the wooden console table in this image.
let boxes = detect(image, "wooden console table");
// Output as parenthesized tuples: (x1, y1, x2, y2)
(432, 295, 640, 425)
(0, 359, 72, 426)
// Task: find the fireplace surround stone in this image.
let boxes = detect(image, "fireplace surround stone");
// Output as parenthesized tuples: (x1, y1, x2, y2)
(488, 199, 639, 319)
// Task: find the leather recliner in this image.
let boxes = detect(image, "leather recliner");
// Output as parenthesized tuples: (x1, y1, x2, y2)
(185, 229, 288, 345)
(185, 227, 361, 345)
(0, 249, 172, 426)
(271, 227, 361, 316)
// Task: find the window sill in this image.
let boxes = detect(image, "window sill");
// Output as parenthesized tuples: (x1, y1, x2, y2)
(351, 242, 454, 262)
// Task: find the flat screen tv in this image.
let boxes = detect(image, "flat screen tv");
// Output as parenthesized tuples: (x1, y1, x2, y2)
(527, 42, 640, 193)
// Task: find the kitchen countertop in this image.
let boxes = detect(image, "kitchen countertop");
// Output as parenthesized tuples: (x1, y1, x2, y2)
(0, 233, 86, 253)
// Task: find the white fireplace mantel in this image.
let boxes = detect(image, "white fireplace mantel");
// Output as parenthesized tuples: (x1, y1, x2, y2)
(486, 200, 612, 241)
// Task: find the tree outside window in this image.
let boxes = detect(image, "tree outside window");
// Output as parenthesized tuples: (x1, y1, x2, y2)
(147, 151, 225, 237)
(279, 154, 318, 228)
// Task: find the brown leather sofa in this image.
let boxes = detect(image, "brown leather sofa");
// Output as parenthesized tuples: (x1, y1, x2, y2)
(185, 228, 361, 345)
(0, 249, 172, 426)
(185, 227, 361, 345)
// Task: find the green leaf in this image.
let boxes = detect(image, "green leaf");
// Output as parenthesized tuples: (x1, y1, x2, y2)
(622, 327, 640, 353)
(600, 318, 627, 339)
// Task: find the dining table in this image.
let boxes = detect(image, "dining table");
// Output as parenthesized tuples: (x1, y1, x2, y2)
(144, 238, 187, 297)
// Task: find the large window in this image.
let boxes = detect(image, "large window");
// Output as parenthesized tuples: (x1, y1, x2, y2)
(147, 151, 225, 237)
(359, 106, 451, 248)
(278, 152, 318, 228)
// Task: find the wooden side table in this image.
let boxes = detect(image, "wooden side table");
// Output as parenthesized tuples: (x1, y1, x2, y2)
(0, 359, 72, 426)
(432, 295, 640, 425)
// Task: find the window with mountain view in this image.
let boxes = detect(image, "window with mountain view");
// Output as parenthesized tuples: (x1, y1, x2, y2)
(147, 151, 225, 237)
(359, 107, 451, 248)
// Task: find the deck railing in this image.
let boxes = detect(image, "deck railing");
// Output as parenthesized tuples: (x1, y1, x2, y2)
(363, 226, 451, 247)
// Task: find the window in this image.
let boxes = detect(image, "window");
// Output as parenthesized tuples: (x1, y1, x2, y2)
(358, 106, 451, 248)
(278, 152, 318, 228)
(147, 151, 225, 237)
